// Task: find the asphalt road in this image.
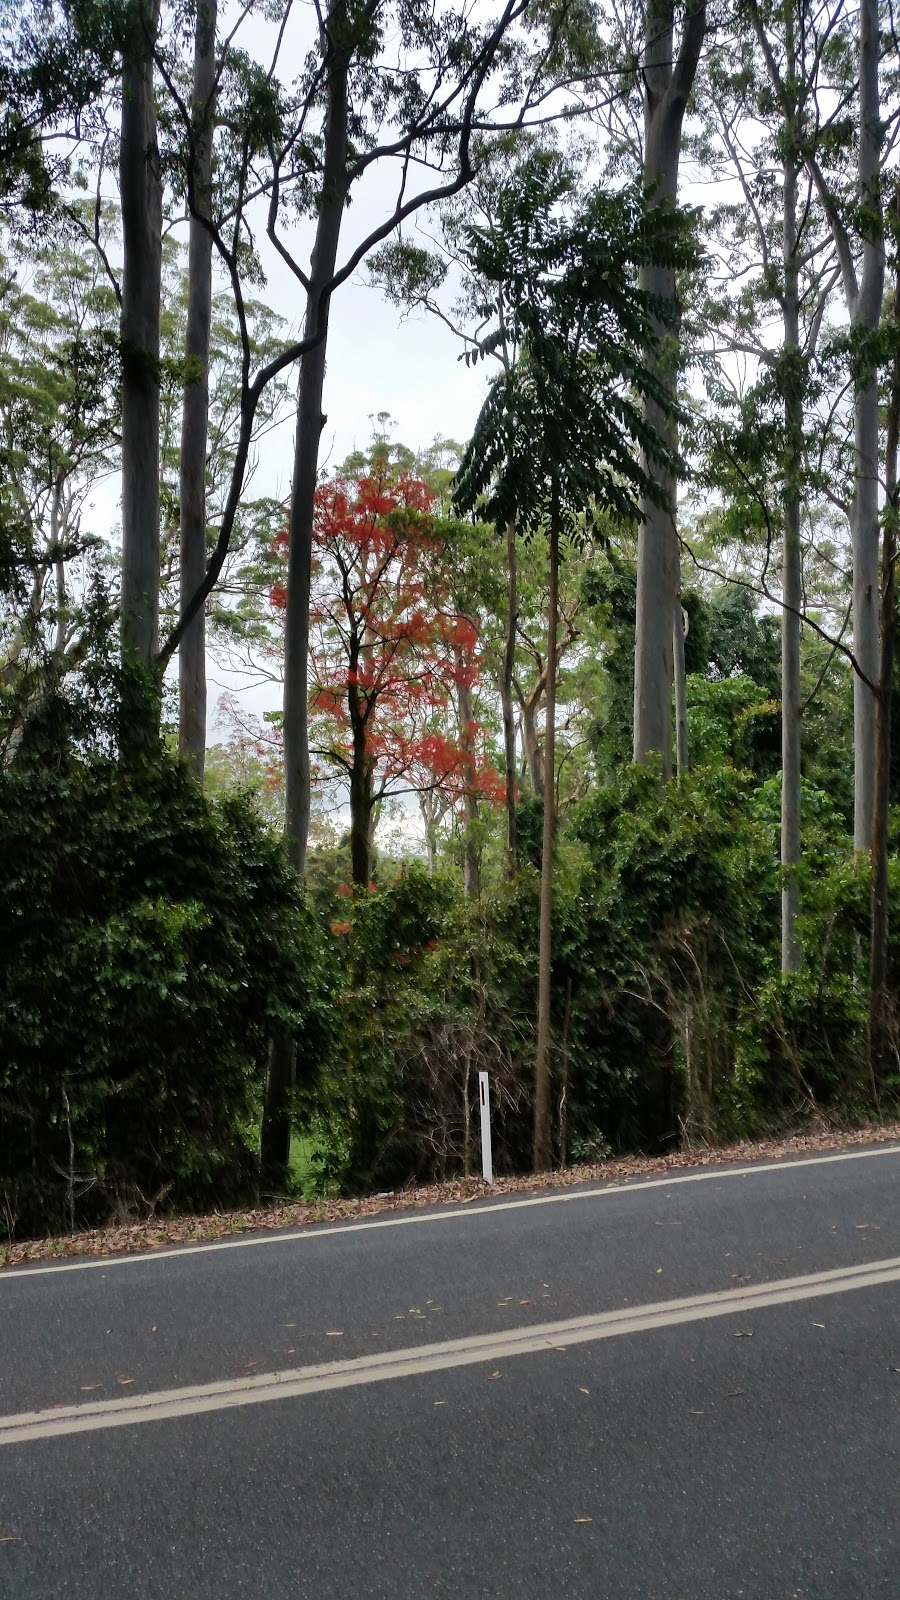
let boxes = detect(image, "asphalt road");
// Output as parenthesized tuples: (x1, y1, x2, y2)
(1, 1144, 899, 1598)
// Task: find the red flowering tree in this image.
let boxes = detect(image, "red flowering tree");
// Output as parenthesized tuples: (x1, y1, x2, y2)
(271, 464, 501, 886)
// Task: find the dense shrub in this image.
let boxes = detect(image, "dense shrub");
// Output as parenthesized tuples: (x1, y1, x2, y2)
(297, 864, 539, 1193)
(0, 734, 325, 1236)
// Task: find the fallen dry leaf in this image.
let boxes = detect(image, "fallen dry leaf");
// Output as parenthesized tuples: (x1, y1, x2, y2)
(733, 1330, 753, 1339)
(811, 1322, 826, 1329)
(433, 1400, 447, 1407)
(488, 1370, 503, 1380)
(0, 1536, 21, 1543)
(116, 1377, 135, 1386)
(579, 1387, 590, 1395)
(4, 1122, 899, 1270)
(573, 1519, 593, 1524)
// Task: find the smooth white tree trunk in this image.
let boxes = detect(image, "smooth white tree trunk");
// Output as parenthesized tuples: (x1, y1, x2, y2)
(178, 0, 217, 780)
(632, 0, 705, 773)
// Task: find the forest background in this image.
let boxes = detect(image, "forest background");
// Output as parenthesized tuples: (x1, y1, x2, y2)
(1, 0, 899, 1239)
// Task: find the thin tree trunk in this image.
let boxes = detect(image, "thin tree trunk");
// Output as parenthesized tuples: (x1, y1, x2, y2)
(501, 518, 518, 870)
(259, 1035, 295, 1195)
(781, 128, 802, 975)
(867, 187, 900, 1094)
(419, 790, 440, 871)
(260, 20, 350, 1190)
(558, 975, 572, 1169)
(282, 28, 350, 879)
(673, 600, 689, 775)
(457, 645, 480, 897)
(520, 694, 544, 797)
(120, 0, 162, 672)
(178, 0, 217, 781)
(346, 631, 372, 887)
(633, 0, 705, 773)
(534, 479, 560, 1173)
(349, 759, 372, 887)
(851, 0, 885, 851)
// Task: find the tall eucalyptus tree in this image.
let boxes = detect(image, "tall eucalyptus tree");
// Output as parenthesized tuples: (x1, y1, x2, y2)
(632, 0, 706, 773)
(178, 0, 217, 779)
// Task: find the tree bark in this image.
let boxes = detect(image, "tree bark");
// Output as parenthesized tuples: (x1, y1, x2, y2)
(260, 17, 350, 1190)
(501, 518, 518, 871)
(348, 742, 373, 886)
(419, 789, 442, 871)
(867, 187, 900, 1095)
(120, 0, 162, 670)
(533, 479, 560, 1172)
(456, 644, 481, 897)
(178, 0, 217, 781)
(282, 25, 351, 879)
(519, 690, 544, 797)
(673, 600, 689, 775)
(781, 116, 803, 976)
(850, 0, 884, 851)
(633, 0, 705, 773)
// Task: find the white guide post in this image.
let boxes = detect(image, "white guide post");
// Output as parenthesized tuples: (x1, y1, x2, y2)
(478, 1071, 494, 1185)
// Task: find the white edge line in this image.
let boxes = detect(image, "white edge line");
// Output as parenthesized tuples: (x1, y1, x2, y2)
(2, 1254, 899, 1446)
(3, 1142, 900, 1282)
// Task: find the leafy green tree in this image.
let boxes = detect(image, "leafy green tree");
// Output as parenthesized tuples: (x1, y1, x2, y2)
(0, 0, 127, 215)
(0, 223, 119, 758)
(0, 656, 326, 1237)
(454, 154, 687, 1168)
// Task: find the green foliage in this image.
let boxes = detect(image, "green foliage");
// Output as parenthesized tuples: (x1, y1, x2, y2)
(685, 674, 780, 776)
(0, 1, 128, 215)
(559, 765, 777, 1147)
(452, 154, 693, 532)
(297, 865, 539, 1192)
(291, 764, 898, 1195)
(0, 690, 326, 1237)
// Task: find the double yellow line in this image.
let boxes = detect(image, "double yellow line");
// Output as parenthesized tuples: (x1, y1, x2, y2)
(3, 1254, 898, 1448)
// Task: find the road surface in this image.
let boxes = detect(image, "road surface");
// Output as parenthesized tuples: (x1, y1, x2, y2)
(1, 1143, 899, 1598)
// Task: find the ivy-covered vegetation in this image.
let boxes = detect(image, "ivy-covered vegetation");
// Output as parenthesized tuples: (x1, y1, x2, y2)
(1, 0, 899, 1239)
(0, 661, 326, 1236)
